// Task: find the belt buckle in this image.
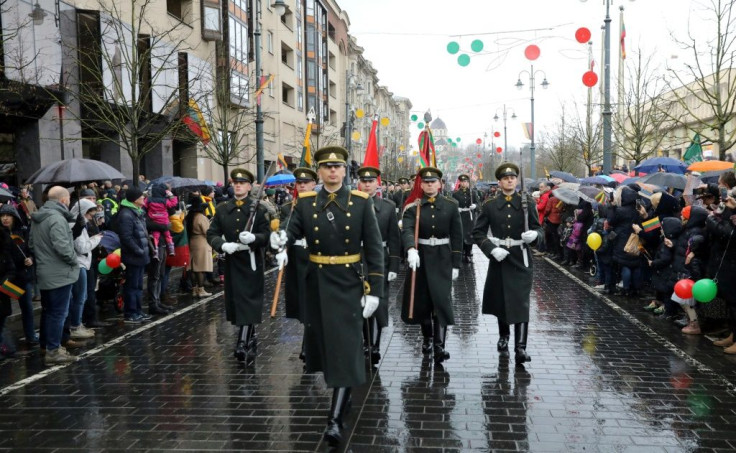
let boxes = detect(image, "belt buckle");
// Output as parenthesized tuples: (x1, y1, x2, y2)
(429, 237, 437, 246)
(329, 256, 336, 265)
(504, 237, 511, 247)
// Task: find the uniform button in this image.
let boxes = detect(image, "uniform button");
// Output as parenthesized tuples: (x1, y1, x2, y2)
(431, 206, 435, 209)
(235, 229, 240, 233)
(319, 264, 323, 268)
(315, 240, 320, 244)
(236, 218, 240, 221)
(313, 203, 317, 207)
(345, 264, 349, 268)
(314, 227, 319, 231)
(347, 213, 351, 217)
(345, 226, 350, 230)
(507, 225, 511, 228)
(508, 214, 511, 218)
(349, 201, 353, 206)
(345, 239, 350, 243)
(313, 214, 318, 219)
(432, 215, 435, 218)
(318, 252, 322, 255)
(432, 225, 435, 229)
(345, 252, 349, 255)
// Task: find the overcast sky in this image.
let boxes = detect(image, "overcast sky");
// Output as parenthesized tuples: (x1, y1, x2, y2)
(338, 0, 709, 155)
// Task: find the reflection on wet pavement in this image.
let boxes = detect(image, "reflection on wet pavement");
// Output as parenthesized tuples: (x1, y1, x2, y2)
(1, 252, 735, 451)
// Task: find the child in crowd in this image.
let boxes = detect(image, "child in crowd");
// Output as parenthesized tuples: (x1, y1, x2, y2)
(565, 210, 584, 266)
(644, 217, 682, 315)
(560, 216, 575, 265)
(145, 183, 178, 258)
(589, 209, 615, 293)
(671, 205, 708, 334)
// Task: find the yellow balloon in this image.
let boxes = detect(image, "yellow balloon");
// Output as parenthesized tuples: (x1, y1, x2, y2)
(380, 117, 390, 127)
(352, 131, 361, 141)
(399, 145, 405, 151)
(355, 109, 364, 119)
(398, 157, 404, 163)
(586, 232, 602, 251)
(113, 248, 122, 256)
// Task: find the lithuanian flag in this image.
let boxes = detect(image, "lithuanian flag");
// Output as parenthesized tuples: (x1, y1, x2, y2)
(0, 279, 25, 300)
(642, 216, 661, 233)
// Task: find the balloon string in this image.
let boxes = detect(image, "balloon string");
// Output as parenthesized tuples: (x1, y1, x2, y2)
(713, 228, 733, 285)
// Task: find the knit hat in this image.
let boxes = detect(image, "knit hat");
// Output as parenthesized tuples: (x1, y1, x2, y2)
(125, 187, 144, 203)
(80, 188, 96, 198)
(681, 205, 691, 220)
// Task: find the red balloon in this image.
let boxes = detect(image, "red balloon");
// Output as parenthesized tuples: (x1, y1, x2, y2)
(476, 153, 482, 158)
(575, 27, 591, 44)
(524, 44, 540, 61)
(582, 71, 598, 87)
(496, 147, 503, 154)
(674, 279, 695, 299)
(476, 138, 482, 145)
(478, 163, 483, 168)
(494, 131, 500, 138)
(106, 253, 121, 269)
(465, 157, 470, 161)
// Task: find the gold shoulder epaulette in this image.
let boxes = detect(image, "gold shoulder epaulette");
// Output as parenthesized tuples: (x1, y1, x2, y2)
(351, 189, 369, 199)
(298, 191, 317, 199)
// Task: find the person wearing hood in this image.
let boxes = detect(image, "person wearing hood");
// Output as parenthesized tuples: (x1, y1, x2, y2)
(29, 186, 79, 365)
(117, 187, 152, 323)
(608, 186, 644, 296)
(671, 205, 709, 334)
(0, 204, 37, 345)
(65, 198, 103, 343)
(643, 217, 682, 315)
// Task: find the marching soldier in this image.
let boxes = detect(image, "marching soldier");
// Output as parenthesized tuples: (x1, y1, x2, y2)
(279, 167, 318, 362)
(401, 167, 463, 364)
(207, 168, 269, 365)
(452, 174, 478, 263)
(357, 166, 401, 366)
(472, 162, 544, 364)
(270, 146, 384, 447)
(392, 177, 411, 213)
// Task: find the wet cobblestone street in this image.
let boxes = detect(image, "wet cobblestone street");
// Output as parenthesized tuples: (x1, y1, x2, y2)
(2, 251, 736, 452)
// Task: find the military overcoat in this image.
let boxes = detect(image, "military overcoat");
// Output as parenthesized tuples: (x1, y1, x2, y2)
(207, 198, 269, 326)
(286, 185, 384, 388)
(472, 192, 544, 324)
(370, 195, 401, 327)
(400, 195, 463, 326)
(452, 187, 477, 245)
(280, 200, 309, 321)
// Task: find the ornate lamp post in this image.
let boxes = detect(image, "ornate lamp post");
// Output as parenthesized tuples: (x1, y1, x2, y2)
(516, 54, 549, 178)
(493, 105, 517, 161)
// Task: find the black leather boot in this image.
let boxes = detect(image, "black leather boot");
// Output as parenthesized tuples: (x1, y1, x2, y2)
(433, 318, 450, 363)
(421, 319, 433, 354)
(323, 387, 352, 447)
(298, 338, 306, 362)
(514, 323, 531, 364)
(370, 317, 382, 365)
(245, 324, 257, 364)
(498, 320, 510, 358)
(233, 326, 248, 361)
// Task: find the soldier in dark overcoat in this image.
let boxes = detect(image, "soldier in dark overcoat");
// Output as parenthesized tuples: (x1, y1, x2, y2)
(278, 167, 317, 361)
(357, 166, 401, 365)
(452, 174, 478, 263)
(207, 168, 270, 364)
(401, 167, 463, 364)
(271, 147, 384, 447)
(472, 162, 544, 364)
(392, 177, 410, 213)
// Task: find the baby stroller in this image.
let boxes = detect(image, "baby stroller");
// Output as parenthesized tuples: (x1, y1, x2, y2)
(95, 230, 126, 314)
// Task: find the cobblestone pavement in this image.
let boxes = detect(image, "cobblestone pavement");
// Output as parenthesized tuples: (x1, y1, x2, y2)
(1, 251, 736, 452)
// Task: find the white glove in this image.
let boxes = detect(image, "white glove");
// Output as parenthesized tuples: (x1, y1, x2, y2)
(452, 268, 459, 280)
(239, 231, 256, 245)
(469, 204, 477, 210)
(362, 295, 380, 318)
(491, 247, 510, 262)
(269, 230, 287, 249)
(521, 230, 538, 244)
(222, 242, 245, 254)
(387, 272, 397, 282)
(398, 220, 403, 229)
(275, 249, 288, 269)
(407, 248, 420, 270)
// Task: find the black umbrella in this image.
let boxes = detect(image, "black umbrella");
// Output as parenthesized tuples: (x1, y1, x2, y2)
(0, 188, 15, 201)
(25, 158, 126, 185)
(549, 170, 578, 183)
(639, 172, 687, 190)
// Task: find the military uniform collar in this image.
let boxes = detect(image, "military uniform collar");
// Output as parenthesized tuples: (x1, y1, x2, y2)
(317, 185, 349, 211)
(420, 194, 441, 207)
(498, 192, 521, 210)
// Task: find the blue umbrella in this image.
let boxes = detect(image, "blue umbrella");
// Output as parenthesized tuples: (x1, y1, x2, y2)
(265, 173, 295, 186)
(634, 157, 687, 174)
(549, 170, 578, 183)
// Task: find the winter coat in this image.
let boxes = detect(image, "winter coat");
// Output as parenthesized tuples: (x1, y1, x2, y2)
(69, 199, 102, 270)
(590, 217, 614, 265)
(29, 200, 78, 290)
(650, 217, 682, 294)
(188, 212, 213, 273)
(706, 206, 736, 302)
(567, 221, 584, 251)
(536, 190, 550, 225)
(672, 206, 708, 281)
(116, 200, 151, 267)
(608, 187, 643, 268)
(545, 195, 563, 224)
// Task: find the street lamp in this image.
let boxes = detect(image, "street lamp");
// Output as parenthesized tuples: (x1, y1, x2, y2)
(580, 0, 634, 174)
(493, 105, 517, 161)
(255, 0, 290, 182)
(344, 72, 363, 162)
(516, 67, 548, 178)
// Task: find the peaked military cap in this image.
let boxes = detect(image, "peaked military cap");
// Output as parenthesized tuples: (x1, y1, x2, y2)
(357, 166, 381, 180)
(398, 177, 409, 185)
(458, 174, 470, 182)
(495, 162, 519, 180)
(314, 146, 348, 165)
(294, 167, 318, 182)
(418, 167, 443, 182)
(230, 168, 254, 183)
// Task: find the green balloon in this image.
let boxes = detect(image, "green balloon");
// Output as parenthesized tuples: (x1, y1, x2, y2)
(417, 122, 424, 129)
(692, 279, 718, 303)
(447, 41, 460, 55)
(410, 114, 418, 122)
(447, 138, 453, 142)
(471, 39, 484, 52)
(456, 137, 461, 142)
(452, 143, 457, 147)
(98, 260, 113, 275)
(457, 54, 470, 67)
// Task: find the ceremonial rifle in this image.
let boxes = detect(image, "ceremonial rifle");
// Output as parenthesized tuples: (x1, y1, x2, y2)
(519, 157, 529, 232)
(244, 161, 276, 271)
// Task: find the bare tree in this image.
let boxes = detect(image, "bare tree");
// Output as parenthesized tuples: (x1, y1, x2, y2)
(60, 0, 210, 181)
(568, 99, 602, 176)
(663, 0, 736, 159)
(537, 104, 584, 175)
(615, 51, 669, 167)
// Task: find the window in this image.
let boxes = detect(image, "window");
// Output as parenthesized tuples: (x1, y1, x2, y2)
(167, 0, 192, 22)
(328, 52, 336, 70)
(267, 31, 273, 54)
(329, 80, 336, 98)
(282, 83, 295, 107)
(297, 90, 303, 111)
(281, 42, 294, 68)
(201, 0, 221, 41)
